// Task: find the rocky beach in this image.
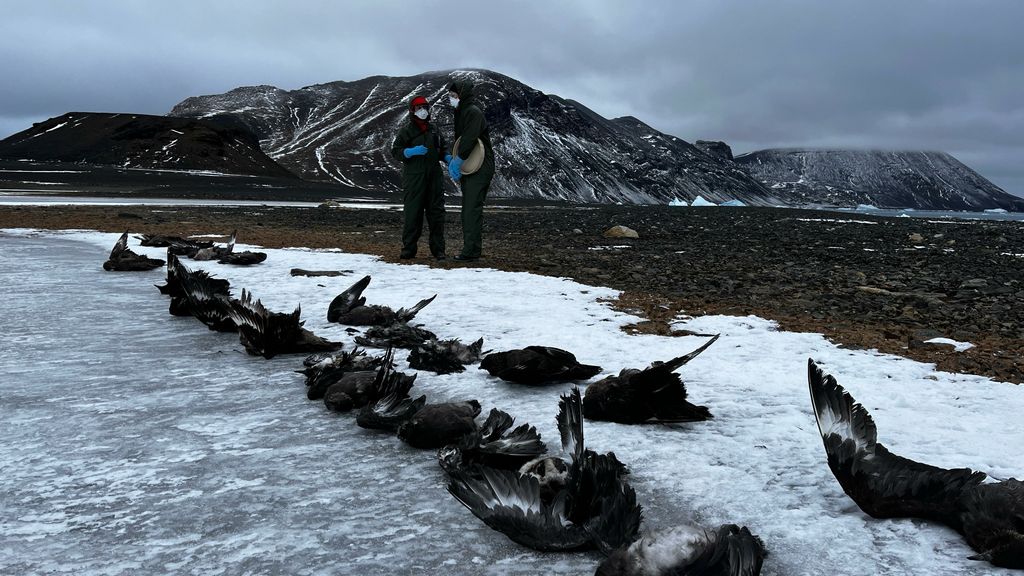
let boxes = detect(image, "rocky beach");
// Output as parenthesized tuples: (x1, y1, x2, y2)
(2, 202, 1021, 383)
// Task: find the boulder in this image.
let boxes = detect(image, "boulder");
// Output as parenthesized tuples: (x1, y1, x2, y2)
(603, 225, 639, 239)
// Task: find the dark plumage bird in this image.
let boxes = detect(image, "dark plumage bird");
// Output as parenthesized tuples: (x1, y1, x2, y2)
(300, 348, 384, 400)
(218, 249, 267, 266)
(156, 253, 193, 314)
(323, 347, 417, 413)
(103, 231, 164, 271)
(583, 335, 719, 424)
(596, 524, 766, 576)
(179, 270, 237, 332)
(408, 337, 487, 374)
(157, 253, 236, 329)
(397, 399, 482, 450)
(808, 359, 1024, 569)
(446, 388, 642, 553)
(479, 346, 601, 385)
(354, 322, 438, 349)
(438, 408, 547, 474)
(135, 233, 213, 253)
(227, 289, 342, 359)
(327, 275, 436, 325)
(189, 230, 237, 261)
(357, 349, 427, 431)
(159, 253, 231, 315)
(185, 229, 266, 265)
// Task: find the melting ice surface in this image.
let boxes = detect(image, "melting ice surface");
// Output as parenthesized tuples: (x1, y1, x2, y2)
(1, 229, 1021, 576)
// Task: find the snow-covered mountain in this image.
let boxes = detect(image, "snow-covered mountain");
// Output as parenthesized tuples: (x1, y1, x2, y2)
(0, 112, 295, 179)
(734, 148, 1023, 211)
(170, 70, 778, 205)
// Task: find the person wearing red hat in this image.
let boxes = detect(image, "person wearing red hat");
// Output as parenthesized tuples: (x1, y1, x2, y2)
(390, 95, 447, 260)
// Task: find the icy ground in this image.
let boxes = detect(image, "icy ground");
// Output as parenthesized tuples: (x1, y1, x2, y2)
(1, 229, 1021, 575)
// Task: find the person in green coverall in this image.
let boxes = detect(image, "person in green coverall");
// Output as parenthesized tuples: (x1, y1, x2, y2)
(445, 79, 495, 262)
(391, 95, 447, 260)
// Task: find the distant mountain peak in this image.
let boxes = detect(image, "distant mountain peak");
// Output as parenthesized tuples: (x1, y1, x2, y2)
(169, 70, 776, 205)
(734, 148, 1022, 211)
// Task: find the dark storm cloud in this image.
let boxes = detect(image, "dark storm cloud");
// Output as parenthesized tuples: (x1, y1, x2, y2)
(2, 0, 1021, 195)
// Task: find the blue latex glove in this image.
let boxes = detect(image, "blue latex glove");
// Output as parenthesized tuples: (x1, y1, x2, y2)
(444, 154, 453, 164)
(403, 145, 428, 159)
(448, 156, 464, 181)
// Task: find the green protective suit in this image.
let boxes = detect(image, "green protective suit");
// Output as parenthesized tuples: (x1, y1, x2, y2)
(449, 79, 495, 259)
(391, 102, 447, 258)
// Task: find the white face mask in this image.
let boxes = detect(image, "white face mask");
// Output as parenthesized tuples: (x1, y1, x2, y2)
(449, 95, 460, 108)
(414, 108, 429, 120)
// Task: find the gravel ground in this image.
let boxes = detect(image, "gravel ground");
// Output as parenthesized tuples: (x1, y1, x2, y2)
(3, 202, 1022, 383)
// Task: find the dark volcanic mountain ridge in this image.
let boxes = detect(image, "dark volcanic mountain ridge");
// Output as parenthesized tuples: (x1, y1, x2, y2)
(0, 112, 296, 179)
(170, 69, 779, 206)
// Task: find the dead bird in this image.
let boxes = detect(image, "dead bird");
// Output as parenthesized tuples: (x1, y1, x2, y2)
(183, 230, 266, 265)
(218, 249, 267, 266)
(228, 288, 341, 359)
(327, 275, 436, 326)
(300, 347, 382, 374)
(300, 347, 385, 400)
(446, 387, 641, 553)
(808, 359, 1024, 570)
(158, 253, 232, 320)
(156, 252, 196, 315)
(103, 231, 164, 271)
(189, 230, 238, 261)
(357, 349, 427, 431)
(583, 335, 719, 424)
(397, 399, 482, 450)
(179, 270, 237, 332)
(135, 233, 214, 253)
(596, 524, 766, 576)
(479, 346, 601, 386)
(438, 408, 546, 474)
(408, 337, 488, 374)
(323, 347, 416, 413)
(354, 322, 438, 349)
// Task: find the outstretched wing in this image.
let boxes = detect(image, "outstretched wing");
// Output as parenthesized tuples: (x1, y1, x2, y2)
(807, 359, 984, 522)
(656, 334, 721, 374)
(109, 231, 129, 259)
(476, 409, 547, 465)
(181, 268, 236, 332)
(682, 524, 766, 576)
(395, 294, 437, 323)
(327, 275, 371, 322)
(555, 387, 586, 466)
(575, 452, 643, 554)
(447, 467, 590, 552)
(357, 350, 425, 431)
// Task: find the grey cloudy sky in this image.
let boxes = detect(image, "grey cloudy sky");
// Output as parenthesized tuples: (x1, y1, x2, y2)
(3, 0, 1022, 195)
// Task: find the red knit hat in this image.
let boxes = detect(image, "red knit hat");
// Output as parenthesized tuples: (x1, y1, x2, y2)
(409, 96, 430, 132)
